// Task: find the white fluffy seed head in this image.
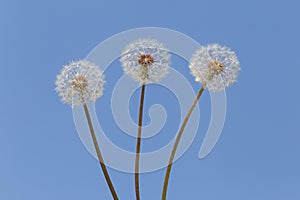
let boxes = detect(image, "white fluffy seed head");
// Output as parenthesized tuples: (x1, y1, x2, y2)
(189, 44, 240, 92)
(55, 60, 105, 107)
(120, 39, 170, 84)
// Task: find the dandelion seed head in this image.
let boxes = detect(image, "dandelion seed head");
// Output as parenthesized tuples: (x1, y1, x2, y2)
(189, 44, 240, 92)
(55, 60, 105, 107)
(120, 39, 170, 84)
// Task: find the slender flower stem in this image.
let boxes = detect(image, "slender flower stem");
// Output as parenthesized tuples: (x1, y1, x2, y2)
(135, 84, 146, 200)
(161, 85, 205, 200)
(82, 102, 119, 200)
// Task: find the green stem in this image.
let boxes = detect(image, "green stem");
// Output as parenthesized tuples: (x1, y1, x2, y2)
(83, 103, 119, 200)
(161, 85, 205, 200)
(135, 84, 146, 200)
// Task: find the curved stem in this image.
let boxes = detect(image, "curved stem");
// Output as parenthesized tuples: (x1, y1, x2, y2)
(135, 84, 146, 200)
(161, 85, 205, 200)
(83, 103, 119, 200)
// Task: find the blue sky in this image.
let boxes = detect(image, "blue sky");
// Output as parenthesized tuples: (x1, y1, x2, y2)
(1, 0, 299, 199)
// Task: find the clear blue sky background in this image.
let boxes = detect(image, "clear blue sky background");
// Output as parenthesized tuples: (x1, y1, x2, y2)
(1, 0, 299, 199)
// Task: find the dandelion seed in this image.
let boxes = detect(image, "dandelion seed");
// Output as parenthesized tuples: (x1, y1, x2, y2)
(120, 38, 170, 200)
(55, 60, 105, 107)
(162, 44, 240, 199)
(120, 39, 170, 84)
(189, 44, 240, 92)
(55, 60, 119, 199)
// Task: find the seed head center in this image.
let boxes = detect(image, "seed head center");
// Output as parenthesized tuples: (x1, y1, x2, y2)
(208, 60, 224, 74)
(71, 75, 88, 91)
(138, 54, 154, 67)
